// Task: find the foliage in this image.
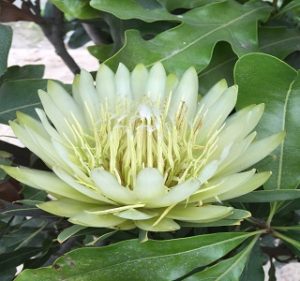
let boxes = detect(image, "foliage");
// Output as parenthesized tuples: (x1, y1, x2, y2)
(0, 0, 300, 280)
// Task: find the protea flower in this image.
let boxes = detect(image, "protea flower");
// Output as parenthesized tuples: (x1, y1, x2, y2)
(1, 63, 283, 232)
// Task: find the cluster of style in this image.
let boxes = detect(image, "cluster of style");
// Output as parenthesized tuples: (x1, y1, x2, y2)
(2, 63, 283, 232)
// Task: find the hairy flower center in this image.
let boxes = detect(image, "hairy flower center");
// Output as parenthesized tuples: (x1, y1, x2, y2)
(65, 96, 219, 189)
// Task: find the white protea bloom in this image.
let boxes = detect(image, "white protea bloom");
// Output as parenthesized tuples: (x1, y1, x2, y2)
(1, 63, 284, 232)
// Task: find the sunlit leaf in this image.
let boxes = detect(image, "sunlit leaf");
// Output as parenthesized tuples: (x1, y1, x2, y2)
(103, 1, 271, 74)
(235, 53, 300, 191)
(15, 232, 256, 281)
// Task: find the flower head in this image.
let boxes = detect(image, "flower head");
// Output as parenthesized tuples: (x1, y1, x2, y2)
(2, 63, 283, 232)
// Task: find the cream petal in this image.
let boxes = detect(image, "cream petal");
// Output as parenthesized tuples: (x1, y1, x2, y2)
(115, 208, 157, 220)
(168, 205, 233, 222)
(10, 121, 52, 165)
(220, 132, 285, 175)
(197, 85, 238, 143)
(38, 198, 98, 217)
(69, 212, 125, 228)
(72, 74, 81, 104)
(47, 80, 86, 128)
(96, 64, 116, 106)
(38, 90, 76, 140)
(218, 171, 272, 201)
(51, 139, 89, 180)
(134, 168, 166, 202)
(165, 73, 178, 96)
(190, 169, 256, 202)
(148, 179, 200, 208)
(91, 168, 137, 204)
(116, 221, 136, 230)
(0, 165, 98, 203)
(10, 121, 61, 168)
(53, 166, 113, 204)
(135, 217, 180, 232)
(115, 63, 132, 98)
(198, 160, 219, 183)
(16, 112, 49, 139)
(198, 79, 228, 109)
(218, 104, 264, 145)
(214, 132, 257, 175)
(79, 69, 99, 123)
(131, 64, 148, 99)
(168, 67, 198, 121)
(35, 109, 61, 140)
(146, 62, 166, 103)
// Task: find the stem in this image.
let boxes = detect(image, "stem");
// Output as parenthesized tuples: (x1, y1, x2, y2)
(43, 237, 78, 266)
(273, 225, 300, 231)
(266, 202, 278, 226)
(39, 6, 80, 74)
(81, 22, 104, 44)
(274, 230, 300, 249)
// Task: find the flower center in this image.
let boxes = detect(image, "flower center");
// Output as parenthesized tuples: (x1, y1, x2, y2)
(65, 95, 219, 189)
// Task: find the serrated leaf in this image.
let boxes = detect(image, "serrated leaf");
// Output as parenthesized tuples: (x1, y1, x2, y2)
(259, 27, 300, 59)
(157, 0, 225, 10)
(0, 24, 12, 77)
(274, 0, 300, 20)
(197, 25, 300, 94)
(198, 42, 237, 94)
(184, 236, 258, 281)
(0, 79, 46, 124)
(103, 1, 271, 74)
(90, 0, 178, 22)
(50, 0, 100, 19)
(15, 232, 256, 281)
(235, 53, 300, 191)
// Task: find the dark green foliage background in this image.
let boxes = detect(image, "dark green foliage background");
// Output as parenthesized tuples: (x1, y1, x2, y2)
(1, 0, 300, 280)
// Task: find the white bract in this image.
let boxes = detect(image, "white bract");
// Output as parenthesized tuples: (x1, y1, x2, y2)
(2, 63, 284, 232)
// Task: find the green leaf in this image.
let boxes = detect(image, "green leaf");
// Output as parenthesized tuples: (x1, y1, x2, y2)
(232, 189, 300, 202)
(0, 267, 16, 281)
(198, 42, 237, 94)
(259, 27, 300, 59)
(184, 236, 258, 281)
(274, 231, 300, 251)
(157, 0, 225, 10)
(274, 0, 300, 20)
(90, 0, 178, 22)
(0, 24, 12, 77)
(0, 151, 12, 180)
(68, 27, 91, 49)
(240, 240, 265, 281)
(234, 53, 300, 191)
(0, 65, 45, 83)
(274, 225, 300, 231)
(57, 225, 86, 244)
(104, 1, 271, 74)
(0, 247, 41, 268)
(15, 232, 257, 281)
(1, 203, 48, 217)
(0, 79, 46, 124)
(50, 0, 100, 19)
